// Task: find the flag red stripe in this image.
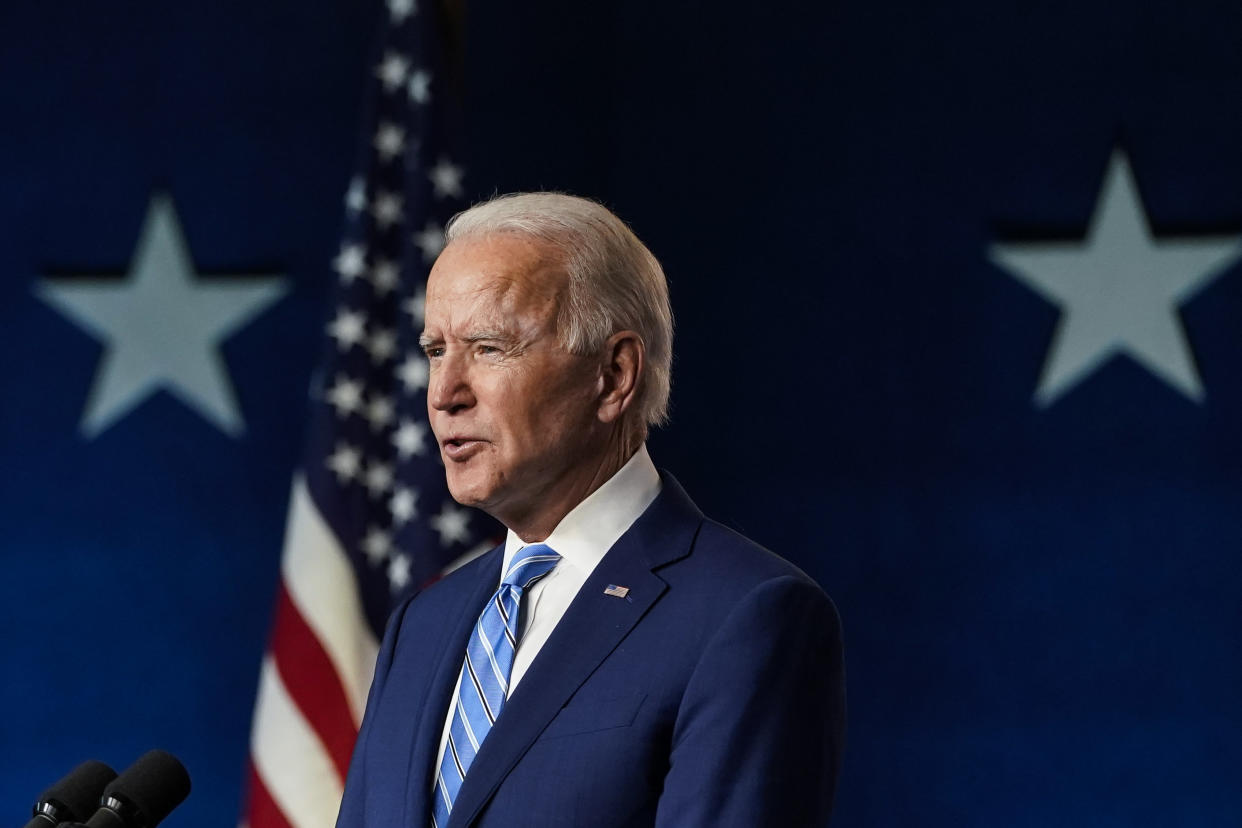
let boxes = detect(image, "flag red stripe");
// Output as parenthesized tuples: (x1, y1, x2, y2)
(268, 581, 359, 781)
(245, 760, 295, 828)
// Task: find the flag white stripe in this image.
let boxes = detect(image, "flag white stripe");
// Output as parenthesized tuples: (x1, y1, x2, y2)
(281, 474, 379, 724)
(251, 656, 345, 828)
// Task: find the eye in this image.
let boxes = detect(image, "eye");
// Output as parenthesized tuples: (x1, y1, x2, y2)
(422, 345, 444, 359)
(476, 342, 506, 356)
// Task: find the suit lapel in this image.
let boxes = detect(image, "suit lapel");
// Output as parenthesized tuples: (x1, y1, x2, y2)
(447, 474, 703, 828)
(403, 546, 505, 824)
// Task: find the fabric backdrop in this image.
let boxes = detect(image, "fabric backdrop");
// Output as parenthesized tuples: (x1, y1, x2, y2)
(2, 1, 1240, 826)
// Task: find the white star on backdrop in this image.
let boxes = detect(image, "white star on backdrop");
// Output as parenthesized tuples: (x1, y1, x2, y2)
(429, 158, 465, 199)
(371, 191, 405, 229)
(367, 328, 398, 364)
(370, 259, 400, 295)
(364, 461, 394, 498)
(344, 177, 367, 214)
(387, 553, 412, 592)
(412, 221, 445, 263)
(431, 502, 471, 546)
(387, 0, 417, 24)
(397, 354, 429, 393)
(991, 149, 1242, 405)
(327, 308, 367, 350)
(408, 70, 432, 105)
(392, 418, 428, 458)
(333, 242, 367, 282)
(326, 443, 362, 483)
(375, 51, 411, 92)
(35, 195, 287, 438)
(362, 527, 392, 565)
(390, 486, 418, 525)
(365, 394, 395, 430)
(326, 375, 364, 418)
(373, 122, 407, 162)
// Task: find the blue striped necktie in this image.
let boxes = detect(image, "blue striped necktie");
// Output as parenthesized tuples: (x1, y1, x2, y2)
(431, 543, 560, 826)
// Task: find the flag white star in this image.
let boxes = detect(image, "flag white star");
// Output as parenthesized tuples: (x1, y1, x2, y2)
(392, 418, 428, 458)
(397, 354, 429, 392)
(375, 51, 410, 92)
(390, 486, 419, 525)
(362, 527, 392, 565)
(367, 327, 398, 364)
(371, 191, 405, 230)
(370, 259, 401, 295)
(429, 158, 465, 199)
(34, 194, 287, 438)
(413, 221, 445, 262)
(344, 177, 367, 214)
(408, 69, 432, 105)
(403, 287, 425, 324)
(388, 553, 412, 592)
(431, 502, 472, 546)
(373, 122, 407, 163)
(992, 149, 1242, 405)
(325, 375, 364, 418)
(364, 461, 394, 498)
(327, 308, 367, 350)
(333, 243, 367, 283)
(326, 443, 362, 483)
(365, 393, 395, 431)
(388, 0, 417, 24)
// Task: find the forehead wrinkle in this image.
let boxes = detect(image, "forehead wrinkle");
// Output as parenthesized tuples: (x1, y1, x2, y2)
(425, 290, 542, 349)
(425, 236, 570, 345)
(479, 274, 564, 323)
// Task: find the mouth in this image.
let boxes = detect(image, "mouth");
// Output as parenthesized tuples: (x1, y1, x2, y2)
(441, 437, 486, 462)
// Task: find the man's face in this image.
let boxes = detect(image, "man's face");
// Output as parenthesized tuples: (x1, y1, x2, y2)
(420, 233, 605, 528)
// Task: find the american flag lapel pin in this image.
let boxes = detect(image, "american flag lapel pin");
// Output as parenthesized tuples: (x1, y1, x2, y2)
(603, 584, 630, 599)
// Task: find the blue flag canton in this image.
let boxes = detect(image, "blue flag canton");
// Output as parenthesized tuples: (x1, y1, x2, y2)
(303, 0, 494, 637)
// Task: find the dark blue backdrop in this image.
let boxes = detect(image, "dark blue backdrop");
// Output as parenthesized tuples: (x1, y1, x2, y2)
(3, 1, 1241, 825)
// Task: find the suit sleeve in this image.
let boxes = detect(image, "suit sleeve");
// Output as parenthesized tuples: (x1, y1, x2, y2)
(655, 575, 846, 827)
(334, 596, 415, 827)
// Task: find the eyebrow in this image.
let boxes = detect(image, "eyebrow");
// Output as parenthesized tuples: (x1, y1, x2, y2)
(417, 329, 515, 349)
(463, 330, 513, 343)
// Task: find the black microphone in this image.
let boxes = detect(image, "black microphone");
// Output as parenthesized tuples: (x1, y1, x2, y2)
(83, 750, 190, 828)
(25, 760, 118, 828)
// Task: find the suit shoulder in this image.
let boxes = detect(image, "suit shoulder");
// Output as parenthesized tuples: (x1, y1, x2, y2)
(669, 516, 831, 604)
(699, 517, 817, 580)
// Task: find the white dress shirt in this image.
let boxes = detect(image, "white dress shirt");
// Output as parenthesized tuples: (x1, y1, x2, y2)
(432, 444, 662, 781)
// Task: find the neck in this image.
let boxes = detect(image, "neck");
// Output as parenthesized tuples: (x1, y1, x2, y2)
(508, 428, 641, 543)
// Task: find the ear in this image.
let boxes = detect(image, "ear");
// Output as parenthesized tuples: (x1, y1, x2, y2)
(596, 330, 644, 425)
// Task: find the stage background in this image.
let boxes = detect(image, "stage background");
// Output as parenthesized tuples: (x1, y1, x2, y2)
(3, 1, 1241, 825)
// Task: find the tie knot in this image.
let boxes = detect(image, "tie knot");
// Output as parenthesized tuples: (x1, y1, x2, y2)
(503, 543, 560, 589)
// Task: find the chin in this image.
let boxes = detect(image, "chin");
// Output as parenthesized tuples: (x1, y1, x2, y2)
(444, 469, 496, 511)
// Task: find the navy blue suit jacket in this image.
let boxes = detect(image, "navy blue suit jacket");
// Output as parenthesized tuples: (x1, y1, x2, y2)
(336, 474, 845, 827)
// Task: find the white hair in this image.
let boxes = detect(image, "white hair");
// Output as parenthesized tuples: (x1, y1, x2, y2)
(444, 192, 674, 433)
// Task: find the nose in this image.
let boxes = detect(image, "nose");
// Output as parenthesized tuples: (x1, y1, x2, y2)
(427, 351, 475, 414)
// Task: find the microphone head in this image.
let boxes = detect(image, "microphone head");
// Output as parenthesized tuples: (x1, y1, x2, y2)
(103, 750, 191, 827)
(35, 760, 118, 822)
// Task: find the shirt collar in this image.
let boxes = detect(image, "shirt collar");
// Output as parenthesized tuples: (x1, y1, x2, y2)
(503, 444, 662, 578)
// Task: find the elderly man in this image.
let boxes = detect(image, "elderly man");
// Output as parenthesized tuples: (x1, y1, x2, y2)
(336, 193, 845, 827)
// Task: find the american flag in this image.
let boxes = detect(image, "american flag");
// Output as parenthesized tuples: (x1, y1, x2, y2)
(242, 1, 495, 825)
